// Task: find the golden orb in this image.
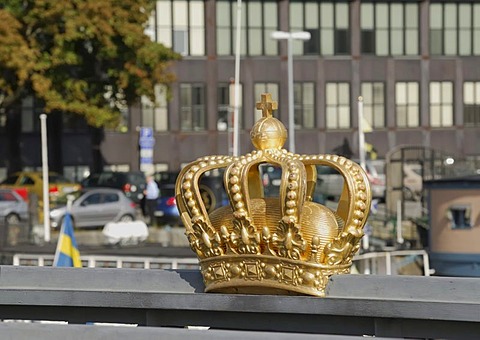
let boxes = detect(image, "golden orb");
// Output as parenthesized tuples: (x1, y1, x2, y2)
(250, 93, 287, 150)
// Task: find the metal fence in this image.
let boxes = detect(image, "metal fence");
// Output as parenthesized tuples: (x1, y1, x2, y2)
(12, 249, 431, 276)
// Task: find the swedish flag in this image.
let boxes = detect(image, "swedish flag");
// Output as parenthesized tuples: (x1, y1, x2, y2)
(53, 213, 82, 267)
(365, 143, 378, 160)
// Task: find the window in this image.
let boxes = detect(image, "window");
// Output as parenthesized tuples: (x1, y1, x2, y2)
(361, 82, 385, 128)
(395, 82, 419, 128)
(83, 193, 102, 205)
(147, 0, 205, 56)
(430, 3, 480, 56)
(142, 84, 168, 132)
(448, 204, 472, 229)
(254, 83, 279, 123)
(430, 82, 453, 128)
(20, 96, 43, 133)
(294, 82, 315, 129)
(104, 193, 120, 203)
(103, 164, 130, 172)
(0, 175, 19, 185)
(0, 110, 5, 133)
(361, 2, 419, 56)
(464, 81, 480, 127)
(0, 168, 6, 182)
(61, 111, 89, 132)
(64, 165, 90, 183)
(216, 0, 278, 56)
(218, 83, 243, 131)
(154, 163, 169, 172)
(326, 83, 350, 129)
(180, 83, 206, 131)
(290, 1, 349, 55)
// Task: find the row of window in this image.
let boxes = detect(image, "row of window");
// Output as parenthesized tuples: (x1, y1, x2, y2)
(146, 1, 480, 57)
(4, 81, 479, 134)
(141, 81, 480, 132)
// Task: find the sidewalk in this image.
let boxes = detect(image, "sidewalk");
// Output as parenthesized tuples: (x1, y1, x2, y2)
(32, 224, 190, 248)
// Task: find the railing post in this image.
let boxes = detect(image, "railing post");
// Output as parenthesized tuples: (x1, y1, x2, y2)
(386, 252, 392, 275)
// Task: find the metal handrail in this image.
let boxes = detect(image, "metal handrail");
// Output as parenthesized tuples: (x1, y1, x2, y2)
(12, 249, 431, 276)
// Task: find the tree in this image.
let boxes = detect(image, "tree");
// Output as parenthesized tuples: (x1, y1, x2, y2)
(0, 0, 180, 173)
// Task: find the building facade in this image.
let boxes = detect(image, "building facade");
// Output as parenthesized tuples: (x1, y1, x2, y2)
(1, 0, 480, 181)
(425, 176, 480, 276)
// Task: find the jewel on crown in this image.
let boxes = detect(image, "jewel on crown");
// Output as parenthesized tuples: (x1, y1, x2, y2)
(175, 93, 371, 296)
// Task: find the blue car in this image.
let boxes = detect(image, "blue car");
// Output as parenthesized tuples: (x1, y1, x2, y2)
(154, 171, 228, 227)
(154, 183, 181, 226)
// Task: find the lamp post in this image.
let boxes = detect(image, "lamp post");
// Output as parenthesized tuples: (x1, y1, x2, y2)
(271, 31, 311, 153)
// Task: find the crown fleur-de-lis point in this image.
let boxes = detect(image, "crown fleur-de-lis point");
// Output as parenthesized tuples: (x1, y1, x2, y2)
(256, 93, 278, 118)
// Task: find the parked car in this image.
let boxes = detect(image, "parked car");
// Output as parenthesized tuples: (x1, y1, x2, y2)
(0, 189, 29, 225)
(81, 171, 146, 205)
(0, 171, 81, 203)
(154, 170, 227, 226)
(49, 188, 137, 229)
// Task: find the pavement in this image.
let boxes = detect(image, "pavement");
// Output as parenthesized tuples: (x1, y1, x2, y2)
(0, 221, 195, 259)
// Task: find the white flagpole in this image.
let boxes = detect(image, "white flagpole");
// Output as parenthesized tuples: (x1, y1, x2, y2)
(232, 0, 242, 157)
(40, 114, 50, 243)
(358, 96, 366, 171)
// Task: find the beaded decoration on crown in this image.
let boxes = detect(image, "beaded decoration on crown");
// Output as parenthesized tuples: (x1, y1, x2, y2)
(175, 93, 371, 297)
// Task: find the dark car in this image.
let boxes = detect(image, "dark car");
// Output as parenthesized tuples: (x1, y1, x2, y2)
(154, 170, 227, 226)
(81, 171, 146, 205)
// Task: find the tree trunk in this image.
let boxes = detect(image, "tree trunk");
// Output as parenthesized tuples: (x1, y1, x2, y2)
(47, 111, 63, 174)
(90, 126, 105, 174)
(5, 107, 22, 175)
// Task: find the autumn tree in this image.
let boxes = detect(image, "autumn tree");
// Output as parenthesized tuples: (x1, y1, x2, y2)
(0, 0, 180, 173)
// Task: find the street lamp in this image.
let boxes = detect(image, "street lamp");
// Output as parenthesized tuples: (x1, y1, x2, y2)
(271, 31, 311, 153)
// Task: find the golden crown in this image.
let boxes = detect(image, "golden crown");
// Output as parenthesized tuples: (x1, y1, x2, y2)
(175, 93, 371, 297)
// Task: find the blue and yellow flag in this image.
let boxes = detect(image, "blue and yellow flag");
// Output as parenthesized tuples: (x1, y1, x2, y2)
(53, 213, 82, 267)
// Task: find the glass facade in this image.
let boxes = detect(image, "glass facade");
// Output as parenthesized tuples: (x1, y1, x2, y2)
(290, 1, 350, 55)
(216, 0, 278, 56)
(4, 1, 480, 174)
(361, 2, 419, 56)
(147, 0, 205, 56)
(430, 2, 480, 56)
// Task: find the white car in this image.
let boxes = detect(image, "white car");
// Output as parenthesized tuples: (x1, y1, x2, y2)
(49, 188, 137, 229)
(0, 189, 29, 225)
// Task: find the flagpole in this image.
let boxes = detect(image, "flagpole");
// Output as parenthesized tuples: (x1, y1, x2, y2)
(358, 96, 366, 171)
(40, 114, 51, 243)
(232, 0, 242, 157)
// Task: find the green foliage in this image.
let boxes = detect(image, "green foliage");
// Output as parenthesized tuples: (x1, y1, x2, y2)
(0, 0, 180, 128)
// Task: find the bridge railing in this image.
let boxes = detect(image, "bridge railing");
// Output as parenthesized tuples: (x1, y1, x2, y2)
(12, 249, 431, 275)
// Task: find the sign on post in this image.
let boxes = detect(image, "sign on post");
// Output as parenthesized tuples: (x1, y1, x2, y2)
(139, 127, 155, 173)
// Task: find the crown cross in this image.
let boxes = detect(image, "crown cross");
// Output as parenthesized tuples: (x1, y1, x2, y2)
(256, 93, 278, 118)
